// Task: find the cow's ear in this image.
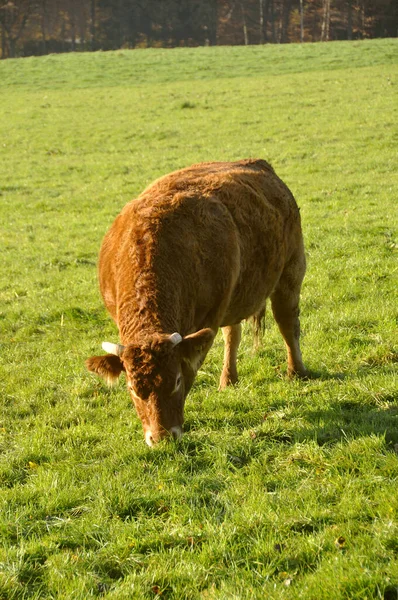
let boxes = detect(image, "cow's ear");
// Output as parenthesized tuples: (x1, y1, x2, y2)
(86, 354, 125, 385)
(180, 328, 215, 370)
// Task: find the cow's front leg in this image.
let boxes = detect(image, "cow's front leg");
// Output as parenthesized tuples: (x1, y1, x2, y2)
(219, 323, 242, 390)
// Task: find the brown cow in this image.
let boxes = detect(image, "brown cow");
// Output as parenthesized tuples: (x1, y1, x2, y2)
(86, 159, 307, 446)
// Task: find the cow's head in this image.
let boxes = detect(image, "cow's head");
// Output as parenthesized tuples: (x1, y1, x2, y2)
(86, 328, 215, 446)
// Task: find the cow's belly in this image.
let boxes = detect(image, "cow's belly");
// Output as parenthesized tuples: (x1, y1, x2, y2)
(219, 251, 285, 326)
(220, 284, 274, 326)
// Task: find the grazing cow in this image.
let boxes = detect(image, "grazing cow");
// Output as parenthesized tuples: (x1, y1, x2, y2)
(86, 159, 307, 446)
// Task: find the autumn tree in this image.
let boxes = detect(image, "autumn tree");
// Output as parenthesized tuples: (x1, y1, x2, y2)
(0, 0, 396, 58)
(0, 0, 32, 57)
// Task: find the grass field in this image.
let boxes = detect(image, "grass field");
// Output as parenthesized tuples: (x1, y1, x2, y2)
(0, 38, 397, 599)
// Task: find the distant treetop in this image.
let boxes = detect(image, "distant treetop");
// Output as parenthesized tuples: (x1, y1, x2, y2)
(0, 0, 396, 59)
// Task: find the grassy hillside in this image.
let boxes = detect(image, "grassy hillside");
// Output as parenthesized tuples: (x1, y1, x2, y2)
(0, 39, 397, 599)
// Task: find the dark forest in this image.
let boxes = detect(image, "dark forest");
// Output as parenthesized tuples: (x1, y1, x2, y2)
(1, 0, 397, 59)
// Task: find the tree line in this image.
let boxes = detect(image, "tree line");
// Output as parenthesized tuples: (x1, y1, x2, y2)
(1, 0, 396, 59)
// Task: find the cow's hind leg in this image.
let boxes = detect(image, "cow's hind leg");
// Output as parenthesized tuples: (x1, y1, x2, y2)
(271, 255, 307, 378)
(219, 323, 242, 390)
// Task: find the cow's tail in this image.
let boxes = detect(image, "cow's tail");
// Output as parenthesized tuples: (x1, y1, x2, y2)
(251, 305, 266, 349)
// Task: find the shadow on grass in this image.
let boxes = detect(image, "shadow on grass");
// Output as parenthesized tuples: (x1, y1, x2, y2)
(183, 363, 398, 464)
(290, 360, 398, 447)
(384, 585, 398, 600)
(304, 362, 397, 383)
(297, 403, 398, 447)
(301, 368, 346, 381)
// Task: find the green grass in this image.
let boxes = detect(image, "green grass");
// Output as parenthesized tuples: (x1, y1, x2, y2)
(0, 38, 397, 599)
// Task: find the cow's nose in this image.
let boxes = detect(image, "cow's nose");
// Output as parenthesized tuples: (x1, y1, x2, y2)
(144, 429, 168, 446)
(145, 428, 182, 446)
(145, 431, 155, 447)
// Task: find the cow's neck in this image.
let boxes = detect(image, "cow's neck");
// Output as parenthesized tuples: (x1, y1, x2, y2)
(117, 271, 181, 344)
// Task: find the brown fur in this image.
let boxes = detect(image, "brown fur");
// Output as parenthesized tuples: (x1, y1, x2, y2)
(86, 159, 307, 444)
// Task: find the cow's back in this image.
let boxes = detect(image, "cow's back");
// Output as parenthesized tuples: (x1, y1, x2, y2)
(98, 160, 304, 333)
(197, 160, 303, 324)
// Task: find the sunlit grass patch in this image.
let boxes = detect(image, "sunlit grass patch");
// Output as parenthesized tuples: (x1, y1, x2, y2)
(0, 38, 397, 599)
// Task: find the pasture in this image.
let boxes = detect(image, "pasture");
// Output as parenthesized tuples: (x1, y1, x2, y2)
(0, 39, 397, 599)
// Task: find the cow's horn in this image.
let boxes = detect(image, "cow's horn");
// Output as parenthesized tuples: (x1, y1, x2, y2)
(102, 342, 125, 356)
(169, 332, 183, 346)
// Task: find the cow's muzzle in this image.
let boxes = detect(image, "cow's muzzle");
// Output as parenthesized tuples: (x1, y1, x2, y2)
(145, 426, 182, 447)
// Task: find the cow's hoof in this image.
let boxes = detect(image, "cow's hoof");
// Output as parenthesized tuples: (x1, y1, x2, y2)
(288, 368, 309, 380)
(219, 371, 238, 390)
